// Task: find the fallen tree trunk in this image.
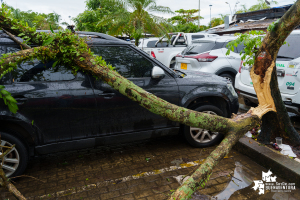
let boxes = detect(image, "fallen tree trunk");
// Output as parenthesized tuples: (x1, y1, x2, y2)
(0, 1, 299, 199)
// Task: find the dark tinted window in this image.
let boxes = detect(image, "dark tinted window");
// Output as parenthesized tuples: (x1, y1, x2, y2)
(12, 60, 75, 82)
(278, 35, 300, 59)
(212, 42, 225, 50)
(235, 43, 245, 53)
(192, 35, 205, 40)
(5, 46, 75, 83)
(184, 43, 215, 55)
(91, 46, 154, 78)
(0, 45, 10, 84)
(147, 41, 157, 47)
(147, 40, 168, 47)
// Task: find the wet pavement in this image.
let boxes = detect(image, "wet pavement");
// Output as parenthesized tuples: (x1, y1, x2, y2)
(2, 96, 300, 199)
(1, 133, 300, 200)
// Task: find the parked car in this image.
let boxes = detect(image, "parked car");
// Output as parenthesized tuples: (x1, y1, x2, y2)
(137, 37, 161, 49)
(174, 36, 244, 84)
(235, 30, 300, 114)
(0, 30, 239, 177)
(141, 32, 218, 68)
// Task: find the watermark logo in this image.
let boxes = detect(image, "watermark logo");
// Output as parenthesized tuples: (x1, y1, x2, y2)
(252, 170, 296, 195)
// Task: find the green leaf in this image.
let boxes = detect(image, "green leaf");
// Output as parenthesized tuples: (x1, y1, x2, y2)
(7, 103, 17, 114)
(5, 95, 17, 103)
(42, 38, 54, 46)
(50, 25, 54, 33)
(0, 89, 10, 96)
(32, 120, 34, 125)
(52, 60, 59, 68)
(0, 85, 5, 90)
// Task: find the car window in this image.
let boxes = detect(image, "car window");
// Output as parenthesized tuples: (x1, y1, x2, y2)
(184, 43, 215, 55)
(235, 43, 245, 53)
(0, 45, 10, 84)
(146, 41, 158, 48)
(11, 60, 75, 82)
(278, 35, 300, 59)
(6, 46, 75, 83)
(192, 35, 205, 40)
(91, 46, 154, 78)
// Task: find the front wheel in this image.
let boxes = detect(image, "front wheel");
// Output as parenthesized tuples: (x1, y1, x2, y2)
(184, 105, 224, 147)
(0, 131, 28, 177)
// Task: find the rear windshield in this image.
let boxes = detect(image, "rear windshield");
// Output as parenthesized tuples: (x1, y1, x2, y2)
(183, 43, 215, 55)
(278, 35, 300, 59)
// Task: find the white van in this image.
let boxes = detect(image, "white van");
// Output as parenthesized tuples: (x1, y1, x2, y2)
(235, 30, 300, 115)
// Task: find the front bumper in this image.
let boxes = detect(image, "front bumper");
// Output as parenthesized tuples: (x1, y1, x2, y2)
(230, 97, 239, 115)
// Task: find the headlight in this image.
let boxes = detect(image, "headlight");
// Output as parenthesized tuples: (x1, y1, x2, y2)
(227, 83, 238, 97)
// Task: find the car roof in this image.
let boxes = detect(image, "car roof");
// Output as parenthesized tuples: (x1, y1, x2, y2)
(0, 30, 131, 46)
(192, 36, 237, 43)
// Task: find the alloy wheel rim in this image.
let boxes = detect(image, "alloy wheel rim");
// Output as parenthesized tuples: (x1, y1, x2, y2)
(224, 76, 233, 84)
(190, 111, 219, 143)
(0, 140, 20, 177)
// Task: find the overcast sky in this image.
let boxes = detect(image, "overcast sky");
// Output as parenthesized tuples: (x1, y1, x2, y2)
(4, 0, 295, 27)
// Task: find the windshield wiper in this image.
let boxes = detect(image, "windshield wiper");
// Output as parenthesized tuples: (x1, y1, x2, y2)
(277, 55, 294, 59)
(174, 69, 187, 78)
(186, 51, 199, 55)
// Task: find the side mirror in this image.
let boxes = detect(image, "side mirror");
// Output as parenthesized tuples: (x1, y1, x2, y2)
(151, 66, 165, 79)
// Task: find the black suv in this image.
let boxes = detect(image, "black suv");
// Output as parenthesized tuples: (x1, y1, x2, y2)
(0, 31, 239, 177)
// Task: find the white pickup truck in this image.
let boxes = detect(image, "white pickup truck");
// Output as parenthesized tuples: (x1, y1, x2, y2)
(139, 32, 218, 68)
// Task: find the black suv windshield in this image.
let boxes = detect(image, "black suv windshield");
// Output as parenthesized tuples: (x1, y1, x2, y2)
(278, 35, 300, 60)
(183, 42, 215, 55)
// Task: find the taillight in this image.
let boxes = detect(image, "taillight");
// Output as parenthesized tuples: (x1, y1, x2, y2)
(239, 61, 243, 73)
(151, 51, 156, 58)
(193, 53, 218, 62)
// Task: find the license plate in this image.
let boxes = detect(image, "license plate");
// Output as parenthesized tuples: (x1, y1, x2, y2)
(181, 63, 187, 70)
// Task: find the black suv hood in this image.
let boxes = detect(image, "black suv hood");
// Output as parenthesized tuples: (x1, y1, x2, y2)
(176, 70, 228, 85)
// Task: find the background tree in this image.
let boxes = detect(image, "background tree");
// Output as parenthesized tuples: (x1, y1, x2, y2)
(168, 9, 204, 32)
(75, 0, 173, 45)
(209, 14, 229, 28)
(6, 6, 61, 30)
(236, 0, 278, 13)
(73, 0, 126, 33)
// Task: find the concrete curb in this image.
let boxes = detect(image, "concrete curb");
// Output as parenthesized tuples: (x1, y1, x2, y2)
(233, 137, 300, 187)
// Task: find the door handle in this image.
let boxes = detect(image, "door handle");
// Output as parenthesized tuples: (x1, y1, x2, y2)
(98, 93, 115, 99)
(14, 97, 28, 105)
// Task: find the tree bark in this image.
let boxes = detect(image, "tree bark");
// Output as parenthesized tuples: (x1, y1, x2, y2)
(251, 1, 300, 145)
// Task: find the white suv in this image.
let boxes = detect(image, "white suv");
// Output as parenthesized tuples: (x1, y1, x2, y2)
(174, 36, 244, 84)
(235, 30, 300, 115)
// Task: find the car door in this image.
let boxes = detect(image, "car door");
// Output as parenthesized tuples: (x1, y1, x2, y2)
(6, 45, 98, 144)
(90, 45, 180, 136)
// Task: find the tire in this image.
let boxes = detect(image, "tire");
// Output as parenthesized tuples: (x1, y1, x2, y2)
(220, 73, 235, 85)
(0, 131, 28, 178)
(184, 105, 225, 148)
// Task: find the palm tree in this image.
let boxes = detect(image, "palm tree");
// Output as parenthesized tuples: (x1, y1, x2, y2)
(100, 0, 174, 46)
(236, 0, 278, 13)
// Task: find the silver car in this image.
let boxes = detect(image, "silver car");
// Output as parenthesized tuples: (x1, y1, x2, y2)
(175, 36, 244, 84)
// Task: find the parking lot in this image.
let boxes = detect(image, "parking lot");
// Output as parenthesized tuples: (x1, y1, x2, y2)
(1, 133, 300, 200)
